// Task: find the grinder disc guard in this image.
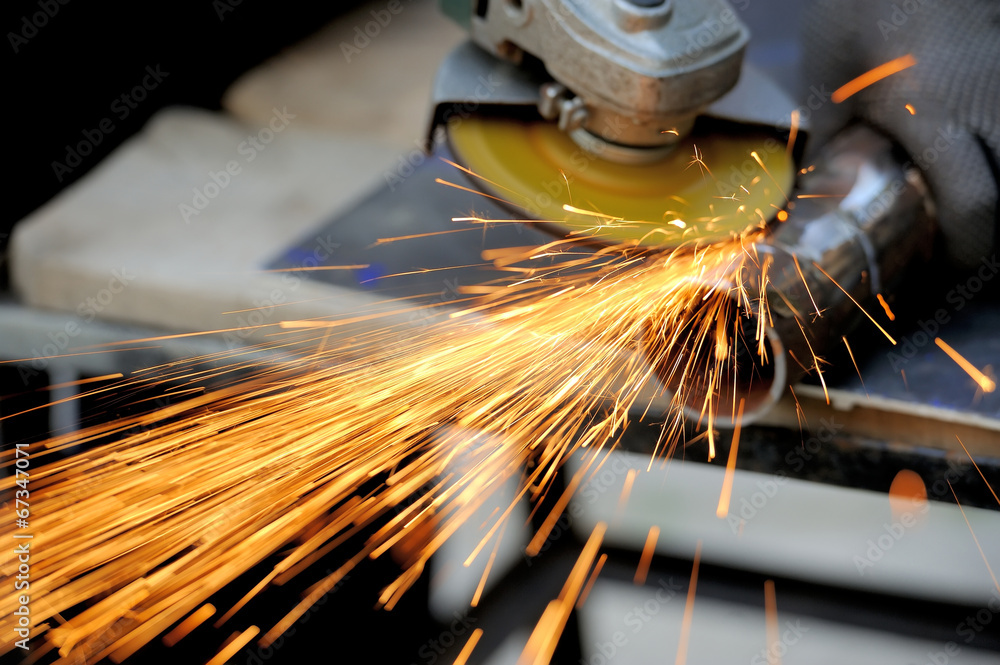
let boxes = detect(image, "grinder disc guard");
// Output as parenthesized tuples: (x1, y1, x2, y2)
(447, 116, 796, 248)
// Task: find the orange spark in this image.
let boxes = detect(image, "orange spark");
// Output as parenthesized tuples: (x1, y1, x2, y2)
(162, 604, 216, 647)
(934, 338, 996, 392)
(618, 468, 637, 515)
(576, 553, 608, 610)
(204, 626, 259, 665)
(0, 156, 822, 662)
(841, 336, 867, 397)
(471, 521, 508, 607)
(905, 103, 916, 115)
(255, 264, 369, 272)
(751, 151, 788, 203)
(373, 228, 482, 244)
(519, 523, 606, 665)
(876, 293, 896, 321)
(786, 110, 800, 157)
(955, 436, 1000, 507)
(831, 54, 918, 103)
(635, 526, 660, 585)
(947, 482, 1000, 595)
(454, 628, 484, 665)
(716, 398, 746, 518)
(764, 580, 780, 665)
(792, 255, 821, 319)
(674, 541, 703, 665)
(44, 372, 124, 391)
(812, 262, 896, 344)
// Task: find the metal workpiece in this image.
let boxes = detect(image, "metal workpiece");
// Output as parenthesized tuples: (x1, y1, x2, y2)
(667, 125, 936, 426)
(457, 0, 748, 156)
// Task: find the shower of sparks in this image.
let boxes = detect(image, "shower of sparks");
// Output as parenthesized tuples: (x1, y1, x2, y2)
(831, 54, 918, 103)
(0, 216, 790, 663)
(934, 338, 997, 392)
(0, 90, 944, 661)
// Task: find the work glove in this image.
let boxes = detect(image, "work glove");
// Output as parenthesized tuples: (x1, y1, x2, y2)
(801, 0, 1000, 271)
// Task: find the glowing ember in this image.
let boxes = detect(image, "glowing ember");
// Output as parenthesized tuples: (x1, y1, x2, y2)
(831, 54, 918, 103)
(674, 540, 702, 665)
(635, 526, 660, 585)
(764, 580, 780, 665)
(934, 338, 996, 392)
(716, 398, 746, 518)
(453, 628, 484, 665)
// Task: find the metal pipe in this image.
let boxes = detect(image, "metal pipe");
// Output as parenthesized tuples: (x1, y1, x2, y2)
(658, 124, 935, 426)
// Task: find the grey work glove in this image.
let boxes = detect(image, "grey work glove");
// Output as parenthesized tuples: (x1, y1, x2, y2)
(801, 0, 1000, 270)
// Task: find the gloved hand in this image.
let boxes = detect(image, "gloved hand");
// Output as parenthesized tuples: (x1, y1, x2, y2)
(801, 0, 1000, 271)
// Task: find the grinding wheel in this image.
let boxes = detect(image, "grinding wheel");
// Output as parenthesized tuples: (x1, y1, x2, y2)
(447, 116, 795, 248)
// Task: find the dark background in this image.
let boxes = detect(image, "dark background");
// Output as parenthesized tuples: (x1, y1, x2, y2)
(3, 0, 367, 287)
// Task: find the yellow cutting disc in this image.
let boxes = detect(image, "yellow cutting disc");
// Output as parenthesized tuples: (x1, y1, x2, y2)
(447, 116, 795, 248)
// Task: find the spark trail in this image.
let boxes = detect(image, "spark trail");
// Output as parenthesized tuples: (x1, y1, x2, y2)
(0, 230, 772, 663)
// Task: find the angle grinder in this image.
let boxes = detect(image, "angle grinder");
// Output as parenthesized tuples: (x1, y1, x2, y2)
(429, 0, 934, 424)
